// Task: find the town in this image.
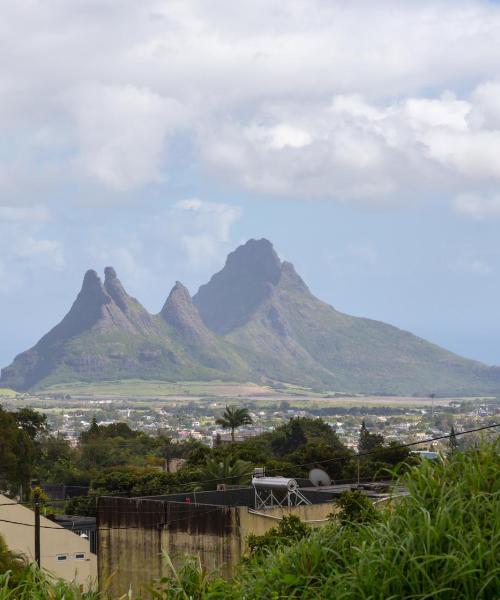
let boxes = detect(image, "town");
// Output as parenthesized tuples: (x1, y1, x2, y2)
(2, 384, 499, 451)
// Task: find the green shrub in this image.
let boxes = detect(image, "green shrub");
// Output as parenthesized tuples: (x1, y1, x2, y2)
(334, 489, 379, 526)
(247, 515, 311, 556)
(218, 440, 500, 599)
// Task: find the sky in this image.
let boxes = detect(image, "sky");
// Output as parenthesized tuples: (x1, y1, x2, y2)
(1, 0, 500, 369)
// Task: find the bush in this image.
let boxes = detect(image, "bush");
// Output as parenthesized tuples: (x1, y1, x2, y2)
(247, 515, 311, 556)
(334, 489, 379, 526)
(217, 440, 500, 599)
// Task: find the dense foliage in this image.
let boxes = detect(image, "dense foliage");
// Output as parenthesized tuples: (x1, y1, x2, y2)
(1, 403, 413, 519)
(246, 515, 311, 556)
(1, 401, 498, 599)
(204, 440, 500, 599)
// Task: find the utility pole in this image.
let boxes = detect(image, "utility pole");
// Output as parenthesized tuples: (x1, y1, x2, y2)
(33, 488, 41, 568)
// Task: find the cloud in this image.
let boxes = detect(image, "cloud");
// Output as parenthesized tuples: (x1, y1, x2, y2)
(66, 84, 187, 190)
(453, 192, 500, 219)
(173, 198, 241, 241)
(1, 1, 500, 214)
(83, 198, 242, 302)
(201, 87, 500, 203)
(13, 237, 65, 270)
(163, 199, 242, 268)
(87, 241, 151, 293)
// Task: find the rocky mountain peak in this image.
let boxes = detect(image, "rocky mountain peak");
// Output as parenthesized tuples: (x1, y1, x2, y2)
(80, 269, 108, 300)
(193, 238, 284, 333)
(225, 238, 282, 283)
(161, 281, 213, 343)
(103, 266, 131, 311)
(104, 266, 118, 280)
(279, 261, 309, 292)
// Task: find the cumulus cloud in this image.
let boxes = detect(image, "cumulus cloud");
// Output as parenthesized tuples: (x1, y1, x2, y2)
(159, 199, 242, 268)
(1, 1, 500, 209)
(66, 84, 187, 190)
(200, 87, 500, 203)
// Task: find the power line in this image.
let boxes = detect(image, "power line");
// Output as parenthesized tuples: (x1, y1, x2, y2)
(7, 422, 499, 503)
(127, 421, 500, 490)
(1, 423, 498, 536)
(0, 517, 62, 530)
(58, 421, 500, 496)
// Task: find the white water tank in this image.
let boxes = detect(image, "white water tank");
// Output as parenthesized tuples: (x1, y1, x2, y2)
(252, 477, 298, 491)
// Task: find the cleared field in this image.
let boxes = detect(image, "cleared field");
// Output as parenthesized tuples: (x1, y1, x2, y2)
(33, 379, 483, 408)
(0, 387, 16, 397)
(41, 379, 273, 398)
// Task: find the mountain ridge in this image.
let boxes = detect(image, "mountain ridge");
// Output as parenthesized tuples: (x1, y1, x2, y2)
(2, 238, 499, 395)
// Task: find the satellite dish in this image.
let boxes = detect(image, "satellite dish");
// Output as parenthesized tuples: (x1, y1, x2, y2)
(308, 468, 331, 487)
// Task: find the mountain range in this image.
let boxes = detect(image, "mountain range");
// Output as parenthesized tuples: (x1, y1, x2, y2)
(2, 238, 499, 395)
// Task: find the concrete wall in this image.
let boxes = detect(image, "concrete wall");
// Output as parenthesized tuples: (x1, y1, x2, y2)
(98, 496, 334, 598)
(0, 494, 97, 589)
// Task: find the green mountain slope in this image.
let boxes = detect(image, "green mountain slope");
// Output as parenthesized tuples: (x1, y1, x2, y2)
(2, 239, 499, 394)
(194, 239, 500, 395)
(0, 269, 245, 390)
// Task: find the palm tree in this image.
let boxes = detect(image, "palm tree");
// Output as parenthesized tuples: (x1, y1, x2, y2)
(215, 405, 253, 442)
(203, 456, 252, 488)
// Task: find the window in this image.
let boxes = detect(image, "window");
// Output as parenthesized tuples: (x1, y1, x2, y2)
(56, 555, 68, 561)
(75, 553, 86, 560)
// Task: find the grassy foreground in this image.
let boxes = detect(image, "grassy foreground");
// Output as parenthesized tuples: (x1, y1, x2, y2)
(168, 440, 500, 599)
(1, 441, 499, 598)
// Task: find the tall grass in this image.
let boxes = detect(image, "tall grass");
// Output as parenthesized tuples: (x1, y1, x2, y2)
(0, 564, 103, 600)
(214, 441, 500, 599)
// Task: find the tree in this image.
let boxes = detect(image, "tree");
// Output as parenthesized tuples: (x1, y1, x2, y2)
(14, 408, 49, 441)
(0, 406, 35, 495)
(89, 416, 99, 436)
(215, 405, 253, 442)
(202, 456, 252, 488)
(270, 418, 307, 456)
(358, 419, 384, 453)
(449, 425, 458, 453)
(287, 441, 352, 479)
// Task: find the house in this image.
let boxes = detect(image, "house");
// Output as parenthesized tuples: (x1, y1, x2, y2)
(0, 494, 97, 589)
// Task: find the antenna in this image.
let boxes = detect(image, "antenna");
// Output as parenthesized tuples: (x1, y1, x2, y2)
(308, 468, 332, 487)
